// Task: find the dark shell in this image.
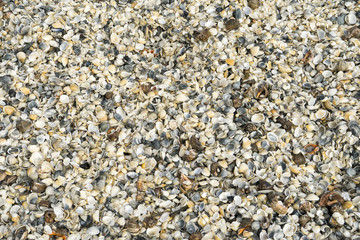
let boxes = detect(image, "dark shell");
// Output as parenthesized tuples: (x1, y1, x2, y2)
(248, 0, 260, 9)
(224, 19, 240, 31)
(257, 179, 273, 191)
(16, 120, 32, 133)
(292, 153, 306, 165)
(194, 29, 211, 42)
(143, 216, 157, 228)
(183, 149, 198, 161)
(210, 162, 222, 177)
(31, 182, 47, 193)
(44, 210, 56, 223)
(189, 232, 202, 240)
(189, 135, 203, 151)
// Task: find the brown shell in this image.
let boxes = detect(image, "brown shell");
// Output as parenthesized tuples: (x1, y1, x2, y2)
(276, 117, 293, 131)
(189, 232, 202, 240)
(255, 83, 269, 99)
(257, 179, 273, 191)
(189, 135, 203, 151)
(299, 201, 313, 212)
(210, 163, 222, 177)
(143, 216, 157, 228)
(183, 149, 198, 162)
(342, 26, 360, 40)
(136, 180, 145, 191)
(304, 144, 319, 154)
(16, 119, 32, 133)
(270, 198, 288, 215)
(248, 0, 260, 9)
(127, 218, 142, 233)
(31, 182, 47, 193)
(284, 196, 295, 207)
(292, 152, 306, 165)
(44, 210, 56, 223)
(140, 83, 153, 94)
(135, 192, 145, 202)
(224, 19, 240, 31)
(3, 175, 17, 185)
(243, 123, 257, 132)
(180, 173, 197, 193)
(107, 127, 119, 141)
(319, 191, 344, 207)
(330, 203, 344, 214)
(301, 50, 313, 64)
(299, 215, 311, 227)
(195, 29, 211, 42)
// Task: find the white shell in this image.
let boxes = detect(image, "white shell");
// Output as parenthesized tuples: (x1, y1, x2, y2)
(59, 95, 70, 103)
(283, 223, 297, 237)
(87, 226, 100, 235)
(251, 113, 265, 123)
(146, 226, 160, 236)
(267, 132, 278, 142)
(315, 109, 328, 120)
(306, 194, 319, 201)
(292, 117, 303, 126)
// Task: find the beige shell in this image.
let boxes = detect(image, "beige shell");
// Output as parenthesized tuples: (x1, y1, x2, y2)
(270, 198, 288, 215)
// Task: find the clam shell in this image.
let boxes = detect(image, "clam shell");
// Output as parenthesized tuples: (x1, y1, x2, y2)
(315, 109, 328, 120)
(251, 113, 265, 123)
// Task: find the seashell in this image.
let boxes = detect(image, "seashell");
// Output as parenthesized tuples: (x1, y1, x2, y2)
(299, 202, 313, 212)
(304, 144, 319, 154)
(276, 117, 293, 131)
(107, 127, 119, 141)
(257, 179, 272, 191)
(330, 203, 344, 214)
(80, 215, 93, 228)
(127, 218, 142, 233)
(14, 226, 28, 240)
(342, 26, 360, 40)
(248, 0, 259, 9)
(267, 132, 278, 142)
(183, 149, 198, 161)
(180, 173, 197, 193)
(254, 83, 269, 99)
(189, 232, 202, 240)
(243, 123, 257, 132)
(348, 121, 360, 137)
(189, 135, 203, 151)
(284, 196, 294, 207)
(3, 105, 16, 115)
(315, 109, 328, 120)
(292, 152, 306, 165)
(194, 29, 211, 42)
(251, 113, 265, 123)
(224, 18, 240, 31)
(44, 210, 56, 223)
(238, 218, 253, 235)
(31, 182, 47, 193)
(292, 116, 303, 126)
(306, 194, 319, 201)
(330, 212, 344, 227)
(319, 191, 344, 207)
(301, 50, 313, 64)
(3, 175, 17, 185)
(210, 162, 222, 177)
(270, 197, 288, 215)
(16, 120, 32, 133)
(283, 223, 296, 237)
(336, 60, 348, 72)
(299, 215, 311, 226)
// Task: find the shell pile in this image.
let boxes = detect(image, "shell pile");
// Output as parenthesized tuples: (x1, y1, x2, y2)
(0, 0, 360, 239)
